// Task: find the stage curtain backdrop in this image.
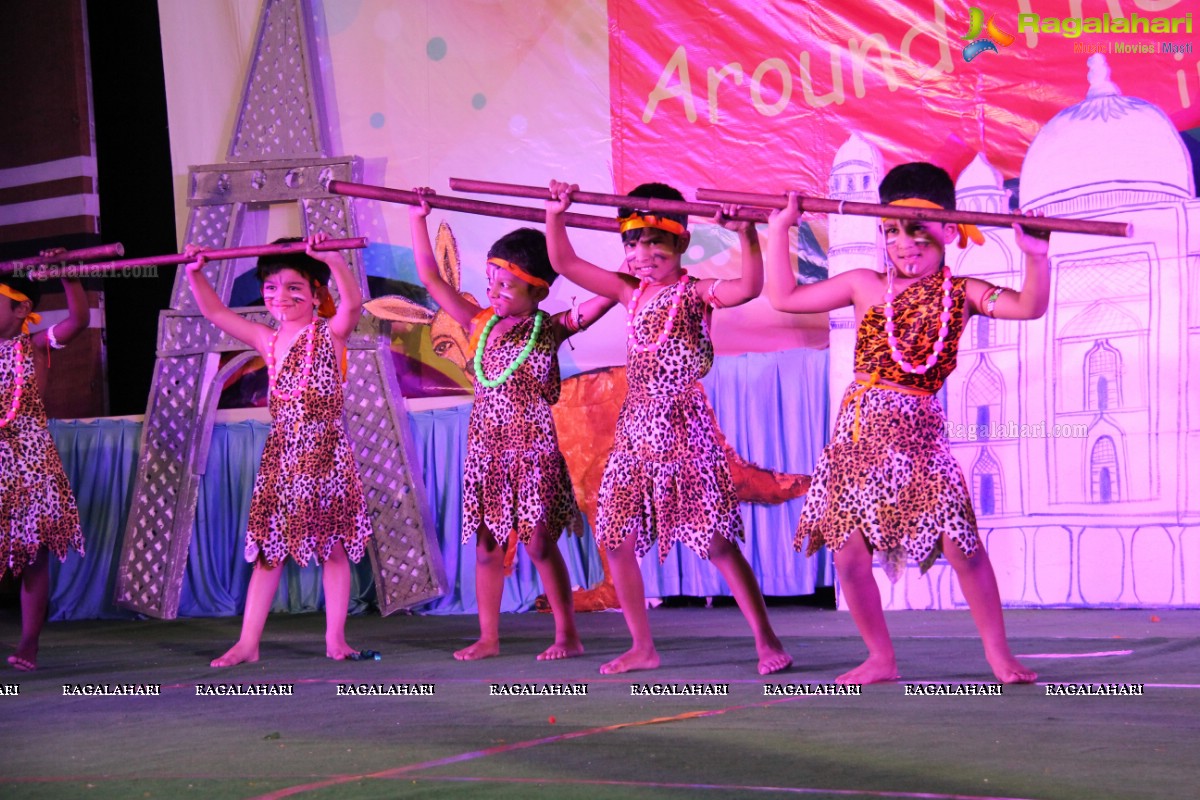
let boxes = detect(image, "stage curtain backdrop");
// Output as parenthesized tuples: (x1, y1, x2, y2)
(45, 348, 829, 620)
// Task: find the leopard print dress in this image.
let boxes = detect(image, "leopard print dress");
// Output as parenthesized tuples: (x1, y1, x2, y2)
(796, 269, 975, 580)
(598, 277, 741, 562)
(0, 334, 83, 578)
(245, 319, 372, 567)
(462, 312, 581, 546)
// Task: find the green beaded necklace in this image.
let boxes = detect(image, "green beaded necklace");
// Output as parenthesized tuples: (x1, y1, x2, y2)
(473, 311, 544, 388)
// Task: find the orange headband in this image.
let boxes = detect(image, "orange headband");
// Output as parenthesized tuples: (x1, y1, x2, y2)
(618, 212, 687, 237)
(886, 198, 985, 248)
(0, 283, 42, 334)
(486, 257, 549, 289)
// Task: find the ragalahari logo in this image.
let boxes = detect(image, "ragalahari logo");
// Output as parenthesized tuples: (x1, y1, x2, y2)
(961, 7, 1016, 61)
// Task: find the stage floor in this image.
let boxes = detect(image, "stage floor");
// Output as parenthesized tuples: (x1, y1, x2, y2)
(2, 606, 1196, 799)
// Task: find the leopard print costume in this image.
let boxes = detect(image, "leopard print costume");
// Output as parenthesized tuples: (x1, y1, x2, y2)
(0, 333, 83, 577)
(598, 277, 741, 562)
(797, 270, 976, 580)
(245, 319, 372, 567)
(462, 312, 581, 547)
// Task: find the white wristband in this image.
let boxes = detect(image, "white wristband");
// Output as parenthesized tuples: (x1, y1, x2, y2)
(47, 324, 66, 350)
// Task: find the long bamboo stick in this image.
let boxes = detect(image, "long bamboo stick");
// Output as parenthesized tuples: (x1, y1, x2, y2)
(0, 243, 126, 275)
(14, 238, 369, 279)
(329, 180, 621, 232)
(694, 189, 1131, 238)
(448, 177, 772, 224)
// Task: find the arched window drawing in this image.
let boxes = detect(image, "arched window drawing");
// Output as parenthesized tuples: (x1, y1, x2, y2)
(973, 314, 995, 350)
(1089, 436, 1120, 503)
(1084, 340, 1122, 411)
(965, 358, 1003, 441)
(972, 448, 1003, 515)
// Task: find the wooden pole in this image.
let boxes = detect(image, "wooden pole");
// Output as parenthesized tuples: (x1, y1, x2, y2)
(329, 181, 621, 232)
(0, 243, 126, 275)
(14, 238, 369, 279)
(694, 188, 1131, 238)
(448, 177, 772, 224)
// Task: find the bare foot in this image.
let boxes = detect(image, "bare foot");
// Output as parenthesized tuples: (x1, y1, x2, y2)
(757, 638, 792, 676)
(599, 646, 659, 675)
(836, 654, 899, 685)
(536, 638, 584, 661)
(210, 642, 259, 668)
(989, 654, 1037, 684)
(7, 652, 36, 672)
(454, 639, 500, 661)
(326, 641, 360, 661)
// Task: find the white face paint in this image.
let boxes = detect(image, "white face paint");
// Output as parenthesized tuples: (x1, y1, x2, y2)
(882, 219, 951, 279)
(622, 228, 685, 284)
(262, 268, 317, 324)
(485, 262, 540, 318)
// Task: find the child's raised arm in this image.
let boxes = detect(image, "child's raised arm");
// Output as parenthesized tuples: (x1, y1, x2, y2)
(698, 206, 762, 309)
(765, 192, 859, 314)
(547, 293, 618, 341)
(408, 189, 482, 329)
(304, 232, 361, 343)
(967, 216, 1050, 321)
(545, 180, 636, 306)
(30, 276, 88, 351)
(184, 247, 271, 354)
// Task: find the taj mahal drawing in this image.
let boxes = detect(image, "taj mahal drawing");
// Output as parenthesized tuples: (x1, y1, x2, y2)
(823, 55, 1198, 609)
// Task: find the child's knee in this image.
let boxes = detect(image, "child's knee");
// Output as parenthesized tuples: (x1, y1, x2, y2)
(833, 536, 873, 577)
(941, 537, 986, 571)
(525, 534, 557, 563)
(475, 540, 504, 568)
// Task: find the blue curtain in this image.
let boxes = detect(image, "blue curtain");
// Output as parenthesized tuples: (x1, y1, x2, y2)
(640, 348, 832, 597)
(48, 419, 141, 620)
(46, 348, 832, 620)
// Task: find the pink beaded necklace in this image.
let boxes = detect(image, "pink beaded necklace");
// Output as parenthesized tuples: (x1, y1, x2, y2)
(1, 337, 24, 428)
(266, 321, 316, 402)
(627, 273, 689, 354)
(883, 266, 953, 375)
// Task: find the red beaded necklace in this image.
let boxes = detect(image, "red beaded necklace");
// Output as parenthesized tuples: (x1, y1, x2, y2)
(1, 337, 24, 428)
(627, 273, 689, 354)
(883, 266, 953, 375)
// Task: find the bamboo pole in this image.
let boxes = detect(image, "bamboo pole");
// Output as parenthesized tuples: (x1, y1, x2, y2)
(447, 177, 772, 224)
(0, 243, 126, 275)
(11, 238, 369, 279)
(329, 181, 621, 232)
(694, 188, 1131, 238)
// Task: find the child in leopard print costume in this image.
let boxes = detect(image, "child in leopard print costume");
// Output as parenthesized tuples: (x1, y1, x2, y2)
(1, 271, 88, 671)
(409, 189, 615, 662)
(766, 162, 1049, 685)
(546, 180, 791, 676)
(186, 233, 373, 668)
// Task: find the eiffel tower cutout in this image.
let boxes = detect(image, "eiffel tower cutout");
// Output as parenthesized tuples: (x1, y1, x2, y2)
(115, 0, 445, 618)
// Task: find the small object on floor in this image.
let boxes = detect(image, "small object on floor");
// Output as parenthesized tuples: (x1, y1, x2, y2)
(1150, 615, 1161, 623)
(548, 716, 556, 724)
(348, 649, 382, 661)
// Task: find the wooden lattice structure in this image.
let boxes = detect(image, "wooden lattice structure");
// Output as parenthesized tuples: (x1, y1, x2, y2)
(114, 0, 445, 618)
